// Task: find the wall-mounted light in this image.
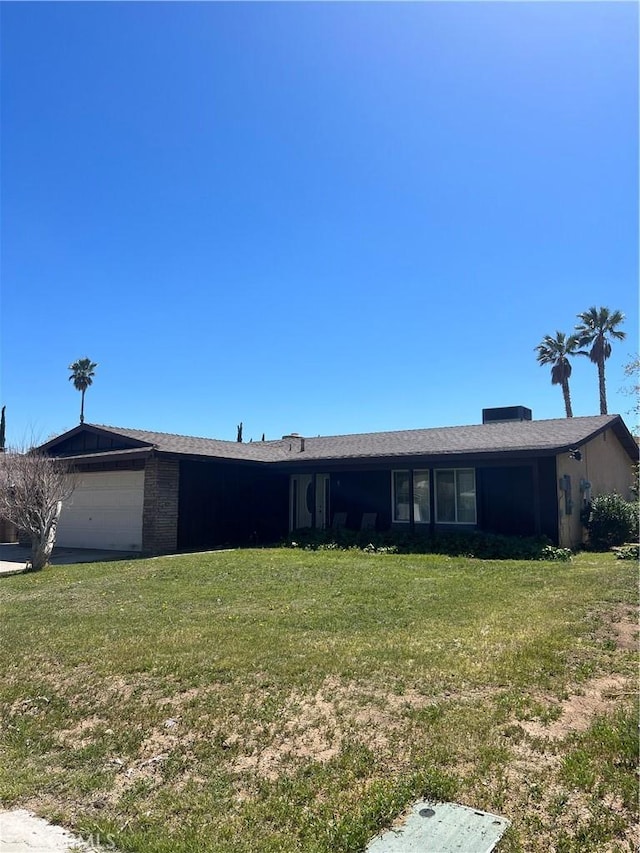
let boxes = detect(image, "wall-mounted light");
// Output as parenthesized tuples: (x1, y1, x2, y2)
(568, 449, 582, 461)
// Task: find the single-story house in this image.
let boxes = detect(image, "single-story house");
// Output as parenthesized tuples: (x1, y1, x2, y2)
(39, 406, 638, 553)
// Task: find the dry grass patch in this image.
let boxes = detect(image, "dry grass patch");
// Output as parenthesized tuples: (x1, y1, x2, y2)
(609, 603, 638, 651)
(519, 674, 630, 741)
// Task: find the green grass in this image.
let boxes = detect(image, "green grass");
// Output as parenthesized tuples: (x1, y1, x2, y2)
(0, 549, 637, 852)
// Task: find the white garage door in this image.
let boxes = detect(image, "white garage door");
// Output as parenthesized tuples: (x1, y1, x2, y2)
(56, 470, 145, 551)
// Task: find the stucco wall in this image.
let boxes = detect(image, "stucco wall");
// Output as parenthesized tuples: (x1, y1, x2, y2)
(556, 427, 635, 548)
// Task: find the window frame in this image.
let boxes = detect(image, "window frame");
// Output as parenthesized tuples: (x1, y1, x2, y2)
(391, 469, 431, 524)
(434, 468, 477, 525)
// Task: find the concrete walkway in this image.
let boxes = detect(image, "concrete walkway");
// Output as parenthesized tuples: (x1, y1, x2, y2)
(0, 809, 99, 851)
(0, 543, 137, 576)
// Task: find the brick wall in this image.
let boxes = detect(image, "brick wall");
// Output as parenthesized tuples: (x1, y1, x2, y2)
(142, 455, 180, 555)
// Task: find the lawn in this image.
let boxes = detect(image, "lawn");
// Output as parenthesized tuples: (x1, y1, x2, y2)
(0, 549, 637, 852)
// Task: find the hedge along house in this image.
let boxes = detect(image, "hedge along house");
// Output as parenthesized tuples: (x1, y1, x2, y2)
(38, 408, 638, 554)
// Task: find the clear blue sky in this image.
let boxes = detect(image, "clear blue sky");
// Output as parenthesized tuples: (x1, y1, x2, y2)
(1, 1, 637, 446)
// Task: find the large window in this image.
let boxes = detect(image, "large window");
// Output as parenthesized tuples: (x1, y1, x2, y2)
(435, 469, 476, 524)
(392, 470, 430, 523)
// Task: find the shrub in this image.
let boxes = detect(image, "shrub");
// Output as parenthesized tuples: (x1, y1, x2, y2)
(284, 528, 572, 561)
(581, 494, 639, 551)
(612, 543, 639, 561)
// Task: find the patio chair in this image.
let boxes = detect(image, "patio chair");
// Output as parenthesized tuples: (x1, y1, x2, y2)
(360, 512, 377, 531)
(331, 512, 348, 530)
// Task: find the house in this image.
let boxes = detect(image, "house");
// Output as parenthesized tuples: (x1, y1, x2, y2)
(39, 407, 638, 553)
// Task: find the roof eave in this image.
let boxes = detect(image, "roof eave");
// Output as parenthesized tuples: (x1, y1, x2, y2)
(52, 447, 154, 464)
(555, 415, 639, 461)
(277, 446, 565, 469)
(156, 450, 276, 465)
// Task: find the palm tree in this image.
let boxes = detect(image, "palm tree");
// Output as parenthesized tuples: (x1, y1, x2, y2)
(535, 331, 580, 418)
(575, 307, 626, 415)
(68, 358, 98, 423)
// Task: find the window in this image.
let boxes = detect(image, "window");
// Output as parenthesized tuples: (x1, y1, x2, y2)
(414, 470, 430, 522)
(392, 470, 430, 523)
(393, 471, 410, 522)
(435, 469, 476, 524)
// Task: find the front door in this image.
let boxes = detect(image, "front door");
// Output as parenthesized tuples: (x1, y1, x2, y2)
(290, 474, 330, 531)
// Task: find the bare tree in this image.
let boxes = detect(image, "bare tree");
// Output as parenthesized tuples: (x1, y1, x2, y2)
(621, 356, 639, 419)
(0, 450, 76, 571)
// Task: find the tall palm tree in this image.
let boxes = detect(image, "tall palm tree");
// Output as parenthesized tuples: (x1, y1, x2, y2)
(68, 358, 98, 423)
(575, 306, 626, 415)
(535, 331, 580, 418)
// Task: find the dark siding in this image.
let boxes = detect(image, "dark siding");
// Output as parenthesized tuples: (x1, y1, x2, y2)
(330, 471, 391, 530)
(47, 432, 139, 455)
(538, 457, 559, 543)
(478, 460, 559, 542)
(479, 466, 536, 536)
(177, 461, 289, 549)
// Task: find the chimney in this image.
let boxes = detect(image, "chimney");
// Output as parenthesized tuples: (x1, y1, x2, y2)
(482, 406, 532, 424)
(282, 433, 306, 452)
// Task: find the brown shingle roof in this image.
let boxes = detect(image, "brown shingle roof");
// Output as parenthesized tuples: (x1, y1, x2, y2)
(86, 425, 288, 461)
(83, 415, 636, 464)
(271, 416, 620, 460)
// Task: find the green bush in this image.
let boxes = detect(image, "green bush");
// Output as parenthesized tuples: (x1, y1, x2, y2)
(581, 494, 639, 551)
(612, 543, 639, 561)
(284, 528, 572, 561)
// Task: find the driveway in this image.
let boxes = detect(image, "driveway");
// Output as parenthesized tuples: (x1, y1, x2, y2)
(0, 543, 137, 576)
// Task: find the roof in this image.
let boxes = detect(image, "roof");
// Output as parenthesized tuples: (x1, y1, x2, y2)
(40, 415, 639, 466)
(271, 415, 636, 461)
(89, 425, 289, 462)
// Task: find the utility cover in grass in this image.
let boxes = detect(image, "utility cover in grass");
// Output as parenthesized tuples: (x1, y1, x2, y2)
(366, 801, 510, 852)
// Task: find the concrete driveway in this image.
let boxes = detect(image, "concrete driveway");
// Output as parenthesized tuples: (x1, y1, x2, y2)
(0, 543, 137, 576)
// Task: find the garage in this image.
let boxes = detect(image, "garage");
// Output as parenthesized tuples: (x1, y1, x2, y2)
(56, 470, 145, 551)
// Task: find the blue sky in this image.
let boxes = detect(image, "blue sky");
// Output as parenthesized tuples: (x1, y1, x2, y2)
(1, 1, 637, 446)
